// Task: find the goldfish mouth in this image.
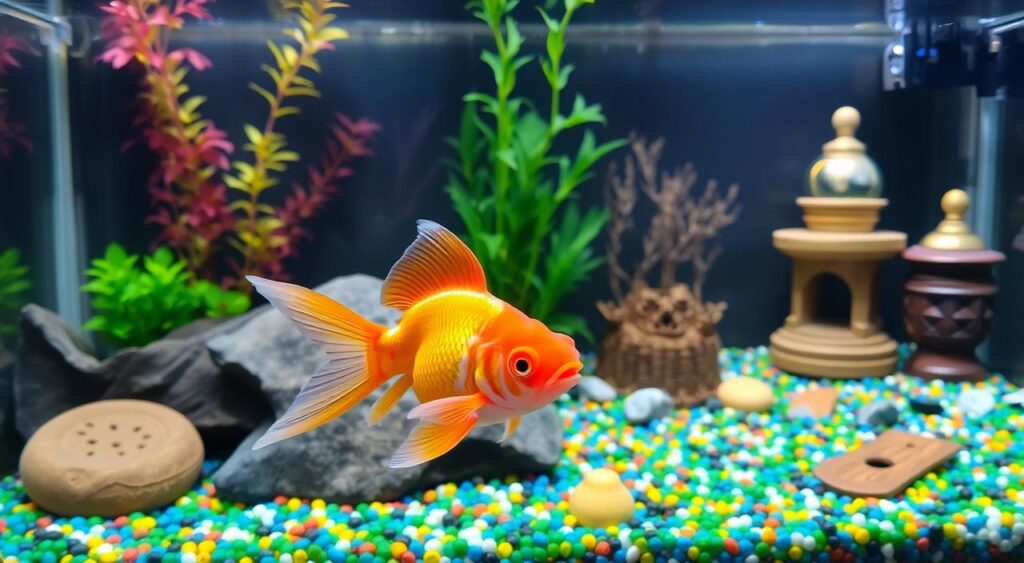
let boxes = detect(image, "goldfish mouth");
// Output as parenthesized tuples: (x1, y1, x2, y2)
(547, 360, 584, 385)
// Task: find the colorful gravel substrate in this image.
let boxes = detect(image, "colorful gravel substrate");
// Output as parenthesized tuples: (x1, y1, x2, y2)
(1, 346, 1023, 563)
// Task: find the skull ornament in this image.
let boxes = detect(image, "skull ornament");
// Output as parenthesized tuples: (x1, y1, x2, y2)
(625, 283, 699, 337)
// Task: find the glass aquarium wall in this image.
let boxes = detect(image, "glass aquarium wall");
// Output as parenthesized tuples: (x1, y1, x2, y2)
(19, 0, 1016, 380)
(987, 96, 1024, 379)
(0, 2, 73, 360)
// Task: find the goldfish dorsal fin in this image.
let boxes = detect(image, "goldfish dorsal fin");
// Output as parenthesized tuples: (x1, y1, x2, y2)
(382, 220, 487, 311)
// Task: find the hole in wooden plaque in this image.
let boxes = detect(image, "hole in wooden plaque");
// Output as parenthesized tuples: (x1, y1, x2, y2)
(866, 457, 894, 469)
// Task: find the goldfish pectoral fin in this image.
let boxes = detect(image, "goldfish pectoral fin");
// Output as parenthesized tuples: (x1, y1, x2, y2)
(499, 416, 521, 443)
(407, 393, 487, 425)
(252, 358, 378, 450)
(368, 375, 412, 425)
(388, 415, 478, 469)
(380, 220, 488, 312)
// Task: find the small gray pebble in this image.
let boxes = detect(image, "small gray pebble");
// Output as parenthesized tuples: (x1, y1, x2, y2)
(1004, 389, 1024, 407)
(577, 375, 618, 402)
(957, 389, 995, 417)
(787, 404, 816, 420)
(857, 400, 900, 427)
(623, 387, 674, 424)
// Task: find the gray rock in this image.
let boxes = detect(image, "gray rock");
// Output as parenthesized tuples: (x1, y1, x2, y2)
(0, 342, 21, 473)
(857, 400, 900, 427)
(957, 389, 995, 417)
(577, 376, 617, 402)
(14, 304, 268, 452)
(623, 387, 674, 424)
(210, 274, 564, 504)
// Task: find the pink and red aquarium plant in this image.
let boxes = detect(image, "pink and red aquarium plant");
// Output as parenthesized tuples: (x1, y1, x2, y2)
(0, 36, 34, 158)
(98, 0, 378, 289)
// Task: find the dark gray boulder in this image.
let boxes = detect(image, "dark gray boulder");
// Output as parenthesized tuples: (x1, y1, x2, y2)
(210, 274, 565, 504)
(14, 304, 270, 452)
(0, 341, 21, 472)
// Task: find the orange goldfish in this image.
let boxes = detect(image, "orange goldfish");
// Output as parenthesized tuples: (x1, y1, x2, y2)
(247, 220, 583, 468)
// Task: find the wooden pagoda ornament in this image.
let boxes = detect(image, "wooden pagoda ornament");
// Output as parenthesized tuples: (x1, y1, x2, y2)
(902, 189, 1005, 381)
(770, 107, 907, 378)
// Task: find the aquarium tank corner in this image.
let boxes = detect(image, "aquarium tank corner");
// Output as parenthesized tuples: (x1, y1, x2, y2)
(0, 0, 1022, 561)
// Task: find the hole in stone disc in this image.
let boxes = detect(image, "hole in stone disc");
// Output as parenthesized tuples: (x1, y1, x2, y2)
(143, 435, 151, 440)
(76, 430, 85, 436)
(87, 451, 94, 456)
(85, 422, 93, 428)
(110, 424, 117, 431)
(112, 442, 120, 448)
(87, 439, 96, 445)
(133, 426, 141, 432)
(866, 457, 894, 469)
(118, 451, 124, 456)
(138, 444, 145, 449)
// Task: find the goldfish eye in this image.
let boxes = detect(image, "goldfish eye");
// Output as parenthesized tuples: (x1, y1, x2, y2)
(508, 348, 537, 377)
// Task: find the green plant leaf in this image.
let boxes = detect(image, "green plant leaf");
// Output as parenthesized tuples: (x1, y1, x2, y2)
(445, 0, 614, 328)
(80, 244, 250, 349)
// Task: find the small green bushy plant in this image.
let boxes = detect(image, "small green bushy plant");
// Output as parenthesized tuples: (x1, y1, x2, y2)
(0, 248, 30, 339)
(82, 244, 249, 348)
(446, 0, 626, 339)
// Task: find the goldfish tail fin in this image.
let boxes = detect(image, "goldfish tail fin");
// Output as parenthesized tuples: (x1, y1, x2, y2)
(247, 276, 386, 449)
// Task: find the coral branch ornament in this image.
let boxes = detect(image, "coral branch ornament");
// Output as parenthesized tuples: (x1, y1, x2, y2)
(598, 134, 739, 405)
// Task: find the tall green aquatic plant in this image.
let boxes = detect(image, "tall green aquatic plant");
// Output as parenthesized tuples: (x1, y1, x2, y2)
(0, 248, 30, 340)
(446, 0, 625, 339)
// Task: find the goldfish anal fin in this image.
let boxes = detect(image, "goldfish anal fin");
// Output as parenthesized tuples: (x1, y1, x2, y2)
(248, 276, 387, 449)
(500, 416, 521, 443)
(407, 393, 487, 425)
(388, 415, 478, 468)
(368, 375, 412, 425)
(381, 220, 487, 311)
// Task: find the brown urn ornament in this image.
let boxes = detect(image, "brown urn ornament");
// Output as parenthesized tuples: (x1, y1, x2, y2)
(902, 189, 1005, 382)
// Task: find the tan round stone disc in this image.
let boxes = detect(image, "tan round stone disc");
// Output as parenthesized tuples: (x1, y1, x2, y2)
(20, 399, 203, 516)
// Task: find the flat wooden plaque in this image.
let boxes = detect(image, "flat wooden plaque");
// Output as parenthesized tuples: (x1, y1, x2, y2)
(814, 430, 961, 497)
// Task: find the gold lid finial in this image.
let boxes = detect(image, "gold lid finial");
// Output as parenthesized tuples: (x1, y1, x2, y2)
(919, 189, 985, 251)
(822, 106, 866, 155)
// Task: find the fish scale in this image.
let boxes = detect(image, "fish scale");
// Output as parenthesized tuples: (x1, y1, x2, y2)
(399, 292, 503, 403)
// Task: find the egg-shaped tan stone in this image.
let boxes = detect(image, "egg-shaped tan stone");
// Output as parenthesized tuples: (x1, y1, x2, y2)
(568, 468, 635, 528)
(717, 376, 775, 412)
(20, 400, 203, 516)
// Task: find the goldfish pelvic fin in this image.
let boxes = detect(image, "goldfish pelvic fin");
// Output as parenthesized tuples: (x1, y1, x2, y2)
(381, 220, 487, 311)
(368, 375, 412, 425)
(247, 276, 387, 449)
(500, 416, 521, 442)
(407, 392, 487, 425)
(389, 416, 478, 468)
